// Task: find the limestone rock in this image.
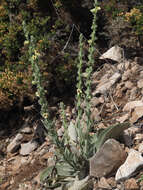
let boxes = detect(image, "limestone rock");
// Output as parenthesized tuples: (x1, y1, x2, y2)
(98, 177, 112, 189)
(123, 101, 143, 112)
(20, 127, 32, 134)
(90, 97, 100, 107)
(125, 81, 134, 89)
(137, 79, 143, 89)
(90, 139, 126, 177)
(124, 178, 139, 190)
(9, 156, 28, 175)
(99, 45, 123, 62)
(134, 134, 143, 141)
(20, 140, 39, 156)
(7, 134, 23, 153)
(122, 70, 132, 81)
(94, 72, 121, 95)
(116, 113, 129, 123)
(90, 107, 101, 122)
(130, 87, 138, 100)
(107, 177, 117, 189)
(130, 106, 143, 123)
(131, 64, 139, 73)
(115, 149, 143, 181)
(138, 142, 143, 153)
(124, 61, 130, 70)
(67, 176, 93, 190)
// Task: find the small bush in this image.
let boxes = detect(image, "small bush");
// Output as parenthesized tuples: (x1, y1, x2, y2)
(100, 0, 143, 48)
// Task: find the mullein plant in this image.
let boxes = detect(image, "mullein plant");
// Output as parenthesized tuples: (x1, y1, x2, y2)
(22, 1, 105, 187)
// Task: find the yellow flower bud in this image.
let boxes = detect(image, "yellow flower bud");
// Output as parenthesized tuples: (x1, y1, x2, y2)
(24, 40, 29, 45)
(35, 91, 40, 97)
(42, 113, 49, 119)
(34, 50, 40, 57)
(90, 6, 101, 14)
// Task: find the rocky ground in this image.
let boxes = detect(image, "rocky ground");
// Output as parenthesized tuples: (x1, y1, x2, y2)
(1, 46, 143, 190)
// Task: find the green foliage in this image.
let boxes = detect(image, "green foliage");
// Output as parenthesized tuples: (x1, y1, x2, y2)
(0, 2, 33, 109)
(93, 122, 130, 151)
(100, 0, 143, 47)
(4, 0, 22, 13)
(40, 162, 77, 188)
(0, 0, 77, 109)
(3, 23, 23, 61)
(138, 174, 143, 182)
(123, 7, 143, 37)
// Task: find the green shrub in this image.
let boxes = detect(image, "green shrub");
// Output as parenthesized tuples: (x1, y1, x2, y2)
(100, 0, 143, 47)
(0, 0, 77, 109)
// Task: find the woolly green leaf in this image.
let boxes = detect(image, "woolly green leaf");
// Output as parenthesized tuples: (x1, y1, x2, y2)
(40, 165, 55, 182)
(92, 122, 130, 151)
(56, 162, 77, 177)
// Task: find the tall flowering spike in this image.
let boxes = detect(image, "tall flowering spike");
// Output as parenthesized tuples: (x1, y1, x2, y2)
(75, 33, 85, 154)
(85, 0, 100, 133)
(76, 34, 84, 120)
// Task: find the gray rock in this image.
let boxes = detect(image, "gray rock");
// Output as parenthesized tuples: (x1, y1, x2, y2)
(122, 70, 132, 81)
(99, 96, 105, 103)
(125, 81, 134, 89)
(137, 79, 143, 89)
(90, 108, 101, 122)
(98, 73, 110, 85)
(7, 134, 23, 153)
(123, 101, 143, 112)
(67, 176, 93, 190)
(130, 87, 138, 100)
(107, 177, 117, 188)
(90, 97, 100, 107)
(115, 149, 143, 181)
(117, 63, 124, 71)
(20, 127, 32, 134)
(20, 140, 39, 156)
(124, 61, 130, 70)
(131, 65, 139, 73)
(130, 106, 143, 123)
(90, 139, 126, 177)
(94, 72, 121, 95)
(24, 105, 35, 112)
(138, 143, 143, 153)
(124, 178, 139, 190)
(99, 45, 124, 62)
(57, 128, 64, 137)
(140, 70, 143, 77)
(116, 114, 129, 123)
(98, 177, 112, 189)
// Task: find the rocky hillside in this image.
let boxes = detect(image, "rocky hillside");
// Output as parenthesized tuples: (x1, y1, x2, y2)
(1, 46, 143, 189)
